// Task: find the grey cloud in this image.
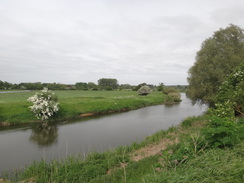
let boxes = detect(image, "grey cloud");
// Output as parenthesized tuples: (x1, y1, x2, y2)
(1, 0, 244, 85)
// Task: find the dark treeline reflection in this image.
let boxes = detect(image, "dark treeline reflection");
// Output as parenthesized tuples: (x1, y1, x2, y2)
(29, 123, 58, 147)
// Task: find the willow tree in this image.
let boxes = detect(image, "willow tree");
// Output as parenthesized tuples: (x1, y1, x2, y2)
(187, 24, 244, 106)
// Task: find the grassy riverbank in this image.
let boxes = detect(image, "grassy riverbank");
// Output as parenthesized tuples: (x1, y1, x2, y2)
(0, 90, 164, 125)
(3, 115, 243, 183)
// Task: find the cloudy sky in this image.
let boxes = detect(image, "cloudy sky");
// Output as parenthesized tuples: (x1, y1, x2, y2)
(0, 0, 244, 85)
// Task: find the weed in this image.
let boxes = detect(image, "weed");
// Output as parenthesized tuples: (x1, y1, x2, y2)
(202, 116, 241, 148)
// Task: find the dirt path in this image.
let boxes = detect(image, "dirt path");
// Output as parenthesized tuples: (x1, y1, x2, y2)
(130, 133, 179, 162)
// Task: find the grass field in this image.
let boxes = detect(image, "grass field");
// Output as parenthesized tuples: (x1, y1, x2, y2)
(0, 90, 164, 125)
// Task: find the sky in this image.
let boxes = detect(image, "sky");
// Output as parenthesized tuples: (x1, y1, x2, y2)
(0, 0, 244, 85)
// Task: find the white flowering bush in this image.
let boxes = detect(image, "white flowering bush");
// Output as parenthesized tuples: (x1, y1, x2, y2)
(215, 65, 244, 117)
(138, 85, 151, 95)
(208, 100, 236, 119)
(27, 88, 59, 121)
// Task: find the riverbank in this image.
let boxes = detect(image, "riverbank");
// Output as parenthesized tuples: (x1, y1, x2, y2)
(3, 115, 243, 183)
(0, 90, 165, 126)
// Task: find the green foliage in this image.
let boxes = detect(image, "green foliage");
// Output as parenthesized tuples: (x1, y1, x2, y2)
(157, 132, 207, 173)
(75, 82, 88, 90)
(202, 116, 240, 148)
(208, 101, 236, 119)
(187, 24, 244, 106)
(162, 87, 181, 104)
(87, 82, 98, 90)
(181, 116, 199, 128)
(163, 87, 178, 95)
(0, 80, 11, 89)
(164, 95, 174, 105)
(216, 64, 244, 116)
(152, 143, 244, 183)
(157, 83, 165, 91)
(168, 92, 181, 102)
(133, 83, 147, 91)
(98, 78, 119, 90)
(138, 85, 151, 95)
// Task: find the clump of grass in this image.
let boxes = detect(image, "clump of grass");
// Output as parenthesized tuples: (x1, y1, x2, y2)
(164, 93, 182, 105)
(168, 92, 181, 102)
(150, 143, 244, 183)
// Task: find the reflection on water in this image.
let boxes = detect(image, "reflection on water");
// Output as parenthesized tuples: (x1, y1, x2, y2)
(29, 123, 58, 147)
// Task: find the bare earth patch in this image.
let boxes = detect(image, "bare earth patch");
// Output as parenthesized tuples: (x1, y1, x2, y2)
(131, 137, 179, 162)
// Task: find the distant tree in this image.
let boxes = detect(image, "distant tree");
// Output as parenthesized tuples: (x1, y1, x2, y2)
(187, 24, 244, 106)
(4, 81, 12, 89)
(75, 82, 88, 90)
(98, 78, 119, 90)
(44, 83, 66, 90)
(138, 85, 151, 95)
(119, 84, 133, 90)
(87, 82, 98, 90)
(157, 83, 165, 91)
(133, 83, 147, 91)
(0, 80, 4, 89)
(21, 82, 43, 90)
(163, 87, 178, 95)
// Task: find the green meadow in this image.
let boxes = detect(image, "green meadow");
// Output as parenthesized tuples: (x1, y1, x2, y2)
(0, 90, 164, 125)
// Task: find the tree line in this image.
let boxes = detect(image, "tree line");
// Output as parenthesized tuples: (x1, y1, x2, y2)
(0, 79, 187, 91)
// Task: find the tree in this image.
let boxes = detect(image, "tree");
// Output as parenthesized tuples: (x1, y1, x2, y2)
(187, 24, 244, 106)
(87, 82, 98, 90)
(119, 84, 133, 90)
(163, 87, 178, 95)
(157, 83, 165, 91)
(133, 83, 147, 91)
(75, 82, 88, 90)
(98, 78, 119, 90)
(0, 80, 5, 89)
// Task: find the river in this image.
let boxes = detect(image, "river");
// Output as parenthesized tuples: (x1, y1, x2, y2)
(0, 93, 206, 175)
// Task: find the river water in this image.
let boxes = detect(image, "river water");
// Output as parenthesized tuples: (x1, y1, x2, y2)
(0, 94, 206, 175)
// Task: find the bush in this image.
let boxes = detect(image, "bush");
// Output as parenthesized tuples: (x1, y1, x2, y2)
(202, 116, 240, 148)
(164, 95, 174, 105)
(27, 88, 59, 121)
(138, 85, 151, 95)
(168, 92, 182, 102)
(163, 87, 178, 95)
(215, 64, 244, 116)
(208, 101, 236, 119)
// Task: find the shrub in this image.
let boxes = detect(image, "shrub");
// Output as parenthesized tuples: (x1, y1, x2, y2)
(138, 85, 151, 95)
(215, 64, 244, 116)
(168, 92, 182, 102)
(27, 88, 59, 121)
(164, 95, 174, 105)
(208, 100, 236, 119)
(202, 116, 240, 148)
(163, 87, 178, 95)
